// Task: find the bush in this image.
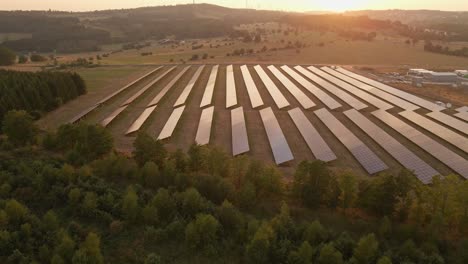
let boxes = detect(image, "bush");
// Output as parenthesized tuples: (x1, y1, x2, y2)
(0, 46, 16, 66)
(18, 55, 28, 64)
(30, 54, 47, 62)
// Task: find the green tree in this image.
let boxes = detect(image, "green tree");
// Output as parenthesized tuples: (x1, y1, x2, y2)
(122, 186, 139, 223)
(0, 46, 16, 66)
(338, 173, 358, 210)
(350, 233, 379, 264)
(377, 256, 392, 264)
(42, 210, 59, 231)
(303, 220, 327, 246)
(133, 132, 167, 167)
(293, 161, 336, 208)
(318, 243, 344, 264)
(150, 189, 176, 223)
(82, 192, 98, 212)
(246, 222, 276, 264)
(55, 232, 76, 262)
(185, 214, 220, 250)
(5, 199, 29, 224)
(18, 55, 28, 64)
(72, 232, 103, 264)
(2, 110, 37, 146)
(140, 162, 160, 189)
(288, 241, 314, 264)
(144, 253, 162, 264)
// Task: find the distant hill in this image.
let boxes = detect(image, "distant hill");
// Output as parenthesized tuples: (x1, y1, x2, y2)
(0, 4, 290, 53)
(345, 10, 468, 26)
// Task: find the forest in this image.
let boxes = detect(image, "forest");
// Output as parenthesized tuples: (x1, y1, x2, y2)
(0, 5, 284, 53)
(0, 70, 86, 125)
(0, 109, 466, 264)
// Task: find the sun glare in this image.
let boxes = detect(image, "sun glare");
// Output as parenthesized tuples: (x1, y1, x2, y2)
(317, 0, 372, 12)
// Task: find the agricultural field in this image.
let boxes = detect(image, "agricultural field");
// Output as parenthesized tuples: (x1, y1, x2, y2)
(10, 22, 468, 71)
(38, 63, 468, 182)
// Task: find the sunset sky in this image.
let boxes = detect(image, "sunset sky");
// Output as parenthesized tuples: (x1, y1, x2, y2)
(1, 0, 466, 12)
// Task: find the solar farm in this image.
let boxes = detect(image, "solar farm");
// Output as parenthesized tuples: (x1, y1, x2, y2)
(70, 64, 468, 184)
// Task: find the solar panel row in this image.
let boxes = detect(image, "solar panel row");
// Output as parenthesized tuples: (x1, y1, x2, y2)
(240, 65, 264, 108)
(195, 106, 214, 145)
(200, 65, 219, 107)
(260, 107, 294, 164)
(288, 108, 337, 162)
(456, 106, 468, 112)
(69, 104, 100, 124)
(281, 66, 342, 110)
(121, 66, 176, 107)
(294, 66, 368, 110)
(174, 66, 205, 107)
(345, 109, 439, 184)
(309, 66, 393, 110)
(399, 111, 468, 153)
(125, 105, 157, 135)
(323, 67, 419, 111)
(315, 108, 388, 174)
(148, 66, 191, 107)
(100, 105, 128, 127)
(226, 65, 238, 108)
(98, 67, 162, 105)
(231, 106, 250, 156)
(158, 106, 185, 140)
(373, 110, 468, 179)
(267, 65, 315, 109)
(336, 67, 445, 111)
(426, 111, 468, 136)
(254, 65, 290, 109)
(454, 112, 468, 122)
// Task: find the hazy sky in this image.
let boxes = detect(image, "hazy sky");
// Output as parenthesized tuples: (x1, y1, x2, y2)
(1, 0, 467, 12)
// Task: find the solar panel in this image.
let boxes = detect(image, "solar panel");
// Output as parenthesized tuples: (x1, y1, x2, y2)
(69, 104, 99, 124)
(399, 111, 468, 153)
(373, 110, 468, 179)
(125, 105, 157, 135)
(345, 109, 439, 184)
(148, 66, 191, 107)
(158, 106, 185, 140)
(254, 65, 290, 109)
(308, 66, 393, 110)
(288, 108, 337, 162)
(456, 106, 468, 112)
(225, 65, 238, 108)
(454, 112, 468, 122)
(267, 65, 315, 109)
(294, 66, 367, 110)
(314, 108, 388, 174)
(100, 105, 128, 127)
(200, 65, 219, 107)
(259, 107, 294, 164)
(426, 111, 468, 136)
(231, 106, 250, 156)
(195, 106, 214, 145)
(240, 65, 264, 108)
(281, 66, 341, 110)
(323, 67, 419, 111)
(98, 67, 162, 105)
(336, 67, 445, 111)
(121, 66, 176, 107)
(174, 66, 205, 107)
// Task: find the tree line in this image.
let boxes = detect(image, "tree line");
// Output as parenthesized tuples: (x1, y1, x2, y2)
(0, 113, 466, 263)
(424, 41, 468, 58)
(0, 70, 86, 125)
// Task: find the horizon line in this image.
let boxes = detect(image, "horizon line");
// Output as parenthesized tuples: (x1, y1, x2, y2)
(0, 3, 466, 13)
